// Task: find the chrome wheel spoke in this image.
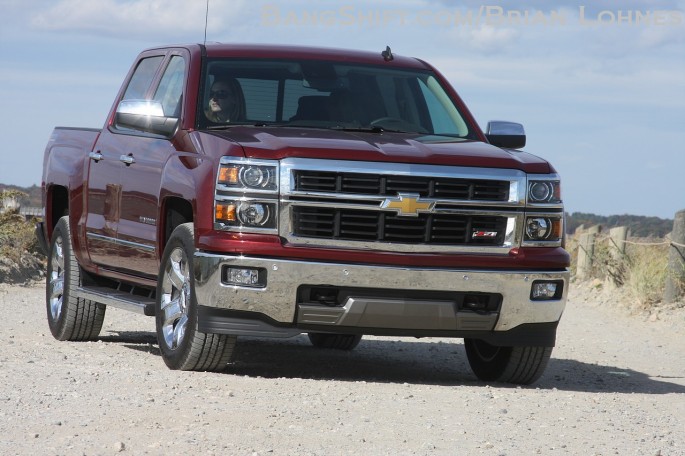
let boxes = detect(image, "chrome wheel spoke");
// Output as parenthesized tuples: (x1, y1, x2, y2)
(50, 300, 62, 320)
(167, 251, 187, 292)
(49, 275, 64, 300)
(49, 275, 64, 320)
(48, 236, 65, 321)
(172, 314, 189, 349)
(160, 246, 191, 351)
(162, 295, 183, 327)
(55, 248, 64, 270)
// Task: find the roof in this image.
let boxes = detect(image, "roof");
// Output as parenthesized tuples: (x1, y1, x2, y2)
(178, 43, 429, 69)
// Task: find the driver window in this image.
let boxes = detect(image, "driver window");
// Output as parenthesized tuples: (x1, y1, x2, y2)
(154, 56, 185, 117)
(122, 56, 164, 101)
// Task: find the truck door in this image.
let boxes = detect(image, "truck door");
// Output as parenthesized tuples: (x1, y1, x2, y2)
(85, 54, 165, 270)
(116, 54, 187, 278)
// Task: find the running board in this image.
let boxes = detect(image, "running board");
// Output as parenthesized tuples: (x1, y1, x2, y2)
(75, 286, 156, 316)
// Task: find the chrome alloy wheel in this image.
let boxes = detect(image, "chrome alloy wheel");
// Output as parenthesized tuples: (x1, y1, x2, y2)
(160, 247, 191, 350)
(48, 235, 65, 321)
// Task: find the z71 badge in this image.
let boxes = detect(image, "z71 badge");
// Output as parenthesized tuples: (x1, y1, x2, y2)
(472, 230, 498, 239)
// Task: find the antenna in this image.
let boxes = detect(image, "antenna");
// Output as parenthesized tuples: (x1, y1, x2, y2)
(204, 0, 210, 45)
(381, 46, 394, 62)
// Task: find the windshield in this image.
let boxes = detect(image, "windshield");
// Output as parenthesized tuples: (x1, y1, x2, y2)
(198, 58, 474, 138)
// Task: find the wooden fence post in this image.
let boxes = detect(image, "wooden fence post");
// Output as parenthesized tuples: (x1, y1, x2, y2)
(608, 226, 628, 285)
(587, 225, 602, 235)
(608, 226, 628, 258)
(576, 232, 595, 280)
(664, 210, 685, 303)
(576, 225, 602, 280)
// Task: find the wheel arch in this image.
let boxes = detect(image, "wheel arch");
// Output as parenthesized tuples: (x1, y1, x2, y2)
(159, 196, 194, 258)
(45, 184, 69, 241)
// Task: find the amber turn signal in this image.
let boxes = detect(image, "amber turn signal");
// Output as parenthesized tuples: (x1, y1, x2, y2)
(215, 203, 236, 222)
(218, 166, 239, 185)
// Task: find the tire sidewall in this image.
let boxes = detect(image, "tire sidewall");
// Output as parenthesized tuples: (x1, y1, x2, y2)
(46, 217, 74, 339)
(155, 223, 198, 369)
(464, 338, 512, 381)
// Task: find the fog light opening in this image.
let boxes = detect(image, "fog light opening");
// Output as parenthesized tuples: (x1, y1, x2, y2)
(531, 281, 563, 301)
(223, 267, 266, 288)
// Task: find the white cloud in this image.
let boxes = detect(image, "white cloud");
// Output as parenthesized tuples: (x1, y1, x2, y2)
(31, 0, 248, 40)
(0, 67, 121, 88)
(636, 21, 685, 48)
(447, 25, 521, 53)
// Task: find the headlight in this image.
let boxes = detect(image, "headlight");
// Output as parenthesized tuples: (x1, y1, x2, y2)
(524, 175, 563, 246)
(215, 158, 279, 233)
(215, 200, 277, 229)
(527, 179, 561, 204)
(524, 216, 563, 243)
(218, 161, 278, 191)
(237, 202, 272, 226)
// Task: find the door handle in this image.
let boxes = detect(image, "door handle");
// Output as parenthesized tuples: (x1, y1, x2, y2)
(120, 154, 136, 166)
(89, 151, 103, 162)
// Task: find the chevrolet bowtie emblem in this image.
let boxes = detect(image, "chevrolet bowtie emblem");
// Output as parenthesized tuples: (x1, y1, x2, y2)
(381, 193, 436, 217)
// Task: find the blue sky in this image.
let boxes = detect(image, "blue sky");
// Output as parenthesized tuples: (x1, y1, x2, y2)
(1, 0, 683, 218)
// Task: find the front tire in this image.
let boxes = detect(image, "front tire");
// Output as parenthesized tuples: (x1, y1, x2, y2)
(46, 216, 106, 341)
(464, 338, 552, 385)
(155, 223, 236, 371)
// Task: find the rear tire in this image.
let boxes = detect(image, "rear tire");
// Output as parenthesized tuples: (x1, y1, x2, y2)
(156, 223, 236, 371)
(308, 333, 362, 351)
(464, 338, 552, 385)
(46, 216, 106, 341)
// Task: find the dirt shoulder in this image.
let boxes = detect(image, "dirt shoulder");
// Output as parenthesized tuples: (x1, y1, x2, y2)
(1, 282, 683, 455)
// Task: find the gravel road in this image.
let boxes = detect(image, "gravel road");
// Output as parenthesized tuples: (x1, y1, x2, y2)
(1, 282, 684, 456)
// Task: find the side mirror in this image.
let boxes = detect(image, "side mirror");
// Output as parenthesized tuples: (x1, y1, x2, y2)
(485, 121, 526, 149)
(114, 100, 179, 137)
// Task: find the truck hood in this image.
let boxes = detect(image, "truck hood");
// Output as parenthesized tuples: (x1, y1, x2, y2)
(202, 126, 551, 173)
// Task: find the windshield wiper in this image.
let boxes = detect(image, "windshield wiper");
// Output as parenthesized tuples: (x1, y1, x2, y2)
(206, 121, 277, 130)
(331, 125, 385, 133)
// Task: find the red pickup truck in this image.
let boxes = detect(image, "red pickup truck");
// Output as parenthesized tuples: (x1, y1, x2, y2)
(38, 43, 569, 384)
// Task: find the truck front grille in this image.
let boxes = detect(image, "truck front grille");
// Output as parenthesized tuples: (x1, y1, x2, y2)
(281, 158, 525, 253)
(294, 171, 510, 201)
(293, 207, 507, 246)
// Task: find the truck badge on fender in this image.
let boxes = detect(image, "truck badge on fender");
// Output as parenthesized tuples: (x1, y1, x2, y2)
(380, 193, 436, 217)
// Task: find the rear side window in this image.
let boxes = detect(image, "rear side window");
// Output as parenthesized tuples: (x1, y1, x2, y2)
(122, 56, 164, 100)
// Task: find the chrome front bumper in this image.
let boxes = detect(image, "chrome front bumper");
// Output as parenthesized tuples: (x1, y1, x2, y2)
(194, 252, 568, 338)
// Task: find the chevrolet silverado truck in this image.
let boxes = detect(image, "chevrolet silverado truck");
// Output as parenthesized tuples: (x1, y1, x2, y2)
(37, 43, 569, 384)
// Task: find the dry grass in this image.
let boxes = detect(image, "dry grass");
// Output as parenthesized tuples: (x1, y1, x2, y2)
(0, 190, 45, 283)
(0, 211, 40, 262)
(569, 231, 679, 310)
(624, 243, 670, 308)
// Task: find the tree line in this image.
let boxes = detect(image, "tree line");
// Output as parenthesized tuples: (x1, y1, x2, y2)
(566, 212, 673, 238)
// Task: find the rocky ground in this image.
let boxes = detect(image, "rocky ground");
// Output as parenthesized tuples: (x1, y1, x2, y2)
(0, 279, 683, 456)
